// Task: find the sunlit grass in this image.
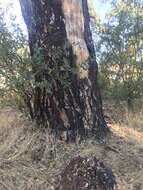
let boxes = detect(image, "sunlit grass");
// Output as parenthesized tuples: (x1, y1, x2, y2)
(0, 103, 142, 189)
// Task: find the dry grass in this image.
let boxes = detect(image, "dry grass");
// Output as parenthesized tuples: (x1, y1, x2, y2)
(0, 104, 142, 190)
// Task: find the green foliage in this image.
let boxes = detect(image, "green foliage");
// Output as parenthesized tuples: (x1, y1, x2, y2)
(32, 46, 77, 96)
(98, 64, 111, 97)
(0, 12, 76, 110)
(95, 0, 143, 106)
(0, 12, 34, 108)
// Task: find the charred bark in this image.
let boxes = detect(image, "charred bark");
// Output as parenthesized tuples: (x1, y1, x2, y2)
(19, 0, 108, 141)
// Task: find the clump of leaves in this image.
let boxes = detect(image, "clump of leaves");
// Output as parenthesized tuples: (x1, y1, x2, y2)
(0, 12, 34, 109)
(0, 12, 77, 115)
(32, 46, 77, 95)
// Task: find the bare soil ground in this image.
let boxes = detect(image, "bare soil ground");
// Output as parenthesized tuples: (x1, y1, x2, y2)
(0, 104, 142, 190)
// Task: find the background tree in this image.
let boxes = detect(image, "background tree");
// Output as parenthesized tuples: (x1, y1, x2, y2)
(19, 0, 108, 141)
(95, 0, 143, 108)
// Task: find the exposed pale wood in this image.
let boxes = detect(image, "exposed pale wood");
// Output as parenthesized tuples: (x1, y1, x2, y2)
(62, 0, 89, 65)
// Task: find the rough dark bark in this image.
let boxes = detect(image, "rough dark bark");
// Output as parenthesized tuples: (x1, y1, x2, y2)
(19, 0, 108, 141)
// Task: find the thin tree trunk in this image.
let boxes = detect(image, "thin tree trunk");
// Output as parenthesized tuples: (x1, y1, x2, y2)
(19, 0, 108, 141)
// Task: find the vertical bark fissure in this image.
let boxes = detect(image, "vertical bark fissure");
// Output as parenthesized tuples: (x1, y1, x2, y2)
(82, 0, 108, 136)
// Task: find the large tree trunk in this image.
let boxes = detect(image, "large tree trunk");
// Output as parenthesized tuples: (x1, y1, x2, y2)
(19, 0, 108, 141)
